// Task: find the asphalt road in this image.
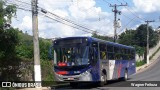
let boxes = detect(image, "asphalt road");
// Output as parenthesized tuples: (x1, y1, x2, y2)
(52, 56, 160, 90)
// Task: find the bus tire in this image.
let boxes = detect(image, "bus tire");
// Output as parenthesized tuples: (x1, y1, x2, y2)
(99, 73, 107, 86)
(123, 70, 128, 81)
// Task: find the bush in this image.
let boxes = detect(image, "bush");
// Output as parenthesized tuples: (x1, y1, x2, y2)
(41, 60, 55, 86)
(136, 60, 145, 67)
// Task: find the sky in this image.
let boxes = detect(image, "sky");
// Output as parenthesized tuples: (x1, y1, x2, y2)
(7, 0, 160, 39)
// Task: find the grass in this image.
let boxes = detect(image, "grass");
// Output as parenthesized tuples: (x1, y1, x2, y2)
(136, 60, 145, 67)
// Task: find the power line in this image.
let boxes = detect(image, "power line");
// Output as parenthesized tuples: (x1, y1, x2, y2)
(39, 7, 113, 36)
(5, 3, 60, 37)
(13, 0, 97, 33)
(122, 0, 128, 3)
(115, 0, 146, 22)
(40, 8, 98, 33)
(121, 1, 146, 22)
(71, 1, 112, 36)
(121, 12, 142, 24)
(17, 7, 32, 12)
(5, 2, 31, 12)
(40, 9, 112, 36)
(5, 0, 114, 37)
(116, 0, 123, 4)
(39, 12, 93, 34)
(6, 1, 96, 34)
(102, 0, 112, 5)
(117, 17, 136, 34)
(14, 0, 31, 6)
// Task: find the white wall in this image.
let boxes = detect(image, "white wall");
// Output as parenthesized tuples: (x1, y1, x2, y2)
(136, 40, 160, 62)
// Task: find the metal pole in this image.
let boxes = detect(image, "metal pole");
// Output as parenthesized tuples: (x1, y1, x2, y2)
(145, 20, 154, 64)
(32, 0, 42, 87)
(114, 5, 117, 42)
(110, 3, 127, 42)
(146, 22, 149, 64)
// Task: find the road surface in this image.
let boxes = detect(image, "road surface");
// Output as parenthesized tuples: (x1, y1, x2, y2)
(52, 56, 160, 90)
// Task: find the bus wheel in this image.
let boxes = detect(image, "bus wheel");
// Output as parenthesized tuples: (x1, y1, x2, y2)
(99, 73, 107, 86)
(70, 82, 78, 88)
(123, 70, 128, 81)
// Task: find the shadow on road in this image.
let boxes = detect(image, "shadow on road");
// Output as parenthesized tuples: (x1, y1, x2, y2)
(51, 78, 131, 89)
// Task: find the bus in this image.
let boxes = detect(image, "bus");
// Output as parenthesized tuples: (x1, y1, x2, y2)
(49, 37, 136, 87)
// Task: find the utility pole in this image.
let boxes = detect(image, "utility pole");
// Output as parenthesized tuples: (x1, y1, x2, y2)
(110, 3, 127, 42)
(32, 0, 42, 87)
(145, 20, 155, 64)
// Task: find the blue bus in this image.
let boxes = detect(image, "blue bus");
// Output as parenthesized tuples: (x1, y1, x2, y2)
(49, 37, 136, 87)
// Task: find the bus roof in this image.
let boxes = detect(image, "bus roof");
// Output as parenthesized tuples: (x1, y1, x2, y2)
(53, 36, 135, 49)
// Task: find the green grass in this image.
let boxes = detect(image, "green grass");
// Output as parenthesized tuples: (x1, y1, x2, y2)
(136, 60, 145, 67)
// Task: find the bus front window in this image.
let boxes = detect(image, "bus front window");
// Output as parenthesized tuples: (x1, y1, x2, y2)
(54, 46, 89, 66)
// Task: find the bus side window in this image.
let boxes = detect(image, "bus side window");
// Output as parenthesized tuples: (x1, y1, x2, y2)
(107, 45, 114, 60)
(114, 46, 121, 60)
(131, 49, 135, 60)
(99, 43, 107, 60)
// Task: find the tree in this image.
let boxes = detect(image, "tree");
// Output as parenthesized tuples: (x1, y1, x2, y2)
(118, 24, 159, 63)
(118, 24, 159, 48)
(92, 31, 114, 41)
(135, 24, 159, 48)
(0, 1, 21, 81)
(118, 29, 136, 46)
(0, 1, 17, 57)
(39, 39, 52, 60)
(16, 30, 34, 59)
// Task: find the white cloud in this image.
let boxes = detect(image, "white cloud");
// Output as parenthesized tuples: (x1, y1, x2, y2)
(19, 16, 32, 31)
(133, 0, 160, 13)
(53, 9, 69, 18)
(12, 0, 114, 38)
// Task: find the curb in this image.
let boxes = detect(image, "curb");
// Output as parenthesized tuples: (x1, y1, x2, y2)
(136, 58, 158, 73)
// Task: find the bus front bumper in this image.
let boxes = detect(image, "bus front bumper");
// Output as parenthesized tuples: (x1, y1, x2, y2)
(54, 71, 92, 82)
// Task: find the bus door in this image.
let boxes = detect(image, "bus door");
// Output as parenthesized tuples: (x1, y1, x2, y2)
(107, 45, 118, 79)
(89, 42, 100, 81)
(114, 46, 123, 79)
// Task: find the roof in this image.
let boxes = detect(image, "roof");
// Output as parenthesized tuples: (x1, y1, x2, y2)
(53, 36, 134, 49)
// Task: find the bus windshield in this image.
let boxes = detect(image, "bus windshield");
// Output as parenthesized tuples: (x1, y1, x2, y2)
(54, 46, 89, 66)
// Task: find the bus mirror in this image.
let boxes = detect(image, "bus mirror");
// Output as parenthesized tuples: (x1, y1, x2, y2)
(48, 46, 54, 60)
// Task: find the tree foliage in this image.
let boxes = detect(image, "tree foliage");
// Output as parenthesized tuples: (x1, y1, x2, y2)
(118, 24, 159, 62)
(15, 31, 53, 81)
(16, 31, 52, 60)
(16, 31, 34, 59)
(135, 24, 159, 48)
(92, 31, 114, 41)
(118, 29, 136, 46)
(0, 1, 21, 81)
(39, 39, 52, 60)
(118, 24, 159, 48)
